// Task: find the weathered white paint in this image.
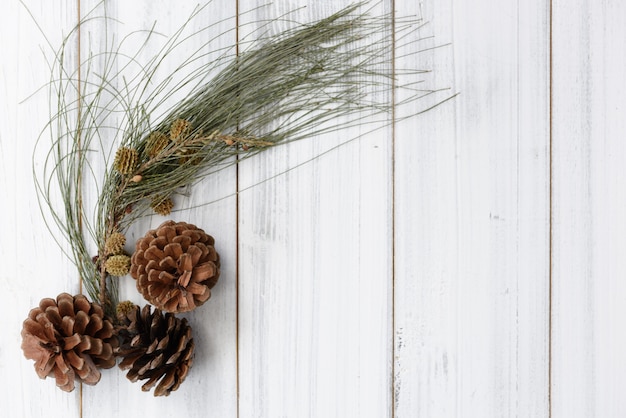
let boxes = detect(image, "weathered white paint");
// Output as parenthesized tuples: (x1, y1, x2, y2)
(551, 1, 626, 417)
(1, 0, 624, 417)
(394, 0, 551, 417)
(75, 1, 240, 417)
(237, 1, 394, 417)
(1, 2, 82, 417)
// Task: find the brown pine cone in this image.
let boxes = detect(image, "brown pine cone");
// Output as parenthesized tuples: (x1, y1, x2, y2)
(116, 303, 194, 396)
(130, 220, 220, 313)
(21, 293, 117, 392)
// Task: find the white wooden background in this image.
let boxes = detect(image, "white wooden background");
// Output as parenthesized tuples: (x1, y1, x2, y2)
(1, 0, 624, 417)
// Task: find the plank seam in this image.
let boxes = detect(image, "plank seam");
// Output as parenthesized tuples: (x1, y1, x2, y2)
(548, 0, 554, 416)
(235, 1, 241, 417)
(77, 0, 84, 416)
(390, 0, 397, 417)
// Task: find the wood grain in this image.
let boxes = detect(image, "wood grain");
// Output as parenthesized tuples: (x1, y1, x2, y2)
(76, 1, 239, 416)
(551, 0, 626, 417)
(236, 1, 394, 416)
(0, 1, 82, 416)
(394, 0, 550, 416)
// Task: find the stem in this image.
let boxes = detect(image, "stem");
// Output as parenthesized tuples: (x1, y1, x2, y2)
(99, 256, 109, 309)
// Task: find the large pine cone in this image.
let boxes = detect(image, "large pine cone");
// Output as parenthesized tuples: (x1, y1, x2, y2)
(116, 303, 194, 396)
(21, 293, 117, 392)
(130, 220, 220, 313)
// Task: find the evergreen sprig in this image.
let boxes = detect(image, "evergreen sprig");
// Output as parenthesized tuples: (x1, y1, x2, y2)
(31, 2, 447, 315)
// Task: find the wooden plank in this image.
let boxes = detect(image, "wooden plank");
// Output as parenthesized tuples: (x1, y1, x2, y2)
(0, 1, 82, 416)
(551, 1, 626, 417)
(393, 0, 551, 416)
(237, 1, 394, 416)
(75, 1, 238, 416)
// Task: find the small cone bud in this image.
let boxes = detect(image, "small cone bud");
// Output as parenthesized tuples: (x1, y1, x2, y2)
(170, 119, 192, 142)
(145, 131, 170, 158)
(105, 254, 131, 276)
(151, 196, 174, 216)
(114, 147, 139, 175)
(104, 232, 126, 255)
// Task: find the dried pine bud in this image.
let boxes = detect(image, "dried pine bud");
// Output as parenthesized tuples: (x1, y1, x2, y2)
(145, 132, 169, 158)
(114, 147, 139, 175)
(116, 300, 137, 321)
(105, 254, 131, 276)
(151, 196, 174, 216)
(170, 119, 192, 142)
(104, 232, 126, 255)
(177, 148, 202, 166)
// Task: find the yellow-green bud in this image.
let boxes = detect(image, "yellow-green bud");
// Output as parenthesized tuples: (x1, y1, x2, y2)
(113, 147, 139, 175)
(105, 254, 131, 276)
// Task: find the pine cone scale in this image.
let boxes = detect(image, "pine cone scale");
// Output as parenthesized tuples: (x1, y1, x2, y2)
(61, 316, 75, 336)
(145, 245, 165, 262)
(63, 333, 82, 350)
(73, 311, 89, 334)
(186, 245, 202, 264)
(84, 336, 103, 355)
(119, 352, 143, 370)
(22, 318, 44, 340)
(164, 242, 183, 259)
(178, 253, 191, 273)
(23, 335, 55, 377)
(178, 270, 192, 287)
(66, 350, 84, 370)
(54, 365, 73, 391)
(192, 262, 217, 281)
(85, 314, 104, 335)
(44, 307, 63, 327)
(58, 297, 75, 317)
(160, 256, 178, 270)
(173, 235, 192, 248)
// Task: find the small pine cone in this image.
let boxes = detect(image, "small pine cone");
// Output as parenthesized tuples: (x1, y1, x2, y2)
(104, 232, 126, 255)
(151, 196, 174, 216)
(21, 293, 117, 392)
(105, 254, 131, 276)
(130, 220, 220, 313)
(116, 304, 194, 396)
(145, 131, 169, 158)
(170, 119, 192, 142)
(114, 147, 139, 175)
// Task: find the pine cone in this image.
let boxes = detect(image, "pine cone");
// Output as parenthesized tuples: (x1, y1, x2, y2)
(130, 220, 220, 313)
(21, 293, 117, 392)
(116, 304, 194, 396)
